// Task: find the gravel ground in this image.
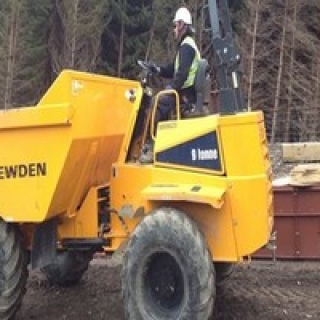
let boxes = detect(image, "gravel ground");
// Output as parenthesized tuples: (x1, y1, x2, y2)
(15, 257, 320, 320)
(269, 144, 295, 178)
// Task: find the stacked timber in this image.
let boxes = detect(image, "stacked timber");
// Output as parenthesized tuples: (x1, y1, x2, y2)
(280, 142, 320, 187)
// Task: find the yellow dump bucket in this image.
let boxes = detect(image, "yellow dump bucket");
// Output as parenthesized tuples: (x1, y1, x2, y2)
(0, 70, 141, 222)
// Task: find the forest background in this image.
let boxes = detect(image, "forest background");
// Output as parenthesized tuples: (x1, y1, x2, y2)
(0, 0, 319, 142)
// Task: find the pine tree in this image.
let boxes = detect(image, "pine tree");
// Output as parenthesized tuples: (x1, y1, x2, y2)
(14, 0, 53, 106)
(239, 0, 320, 142)
(100, 0, 154, 79)
(0, 0, 21, 109)
(48, 0, 111, 75)
(0, 0, 11, 108)
(0, 0, 54, 108)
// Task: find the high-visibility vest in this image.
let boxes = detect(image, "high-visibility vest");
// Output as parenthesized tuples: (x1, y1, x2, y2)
(175, 36, 200, 89)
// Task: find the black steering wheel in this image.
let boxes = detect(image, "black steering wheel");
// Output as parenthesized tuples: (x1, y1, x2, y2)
(137, 60, 156, 88)
(138, 60, 159, 74)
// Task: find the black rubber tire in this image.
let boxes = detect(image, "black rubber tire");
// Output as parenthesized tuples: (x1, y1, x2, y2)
(42, 250, 92, 287)
(122, 207, 215, 320)
(0, 220, 28, 320)
(215, 262, 234, 286)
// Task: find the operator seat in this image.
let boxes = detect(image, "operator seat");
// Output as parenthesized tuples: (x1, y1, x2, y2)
(181, 58, 211, 118)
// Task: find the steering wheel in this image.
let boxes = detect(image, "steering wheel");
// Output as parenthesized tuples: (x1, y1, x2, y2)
(137, 60, 153, 72)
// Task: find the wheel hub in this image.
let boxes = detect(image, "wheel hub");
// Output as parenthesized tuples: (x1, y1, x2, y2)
(144, 252, 184, 312)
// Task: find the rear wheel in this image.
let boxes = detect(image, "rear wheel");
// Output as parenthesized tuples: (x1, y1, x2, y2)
(42, 250, 93, 287)
(0, 220, 28, 320)
(122, 207, 215, 320)
(215, 262, 234, 286)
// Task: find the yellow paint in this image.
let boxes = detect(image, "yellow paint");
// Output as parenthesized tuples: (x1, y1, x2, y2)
(57, 185, 100, 239)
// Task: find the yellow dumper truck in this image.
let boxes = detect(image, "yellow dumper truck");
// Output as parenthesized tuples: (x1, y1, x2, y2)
(0, 1, 273, 319)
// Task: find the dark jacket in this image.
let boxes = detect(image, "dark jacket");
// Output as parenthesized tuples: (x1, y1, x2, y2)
(159, 31, 198, 102)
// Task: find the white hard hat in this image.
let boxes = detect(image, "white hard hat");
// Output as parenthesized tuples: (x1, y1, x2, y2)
(173, 7, 192, 25)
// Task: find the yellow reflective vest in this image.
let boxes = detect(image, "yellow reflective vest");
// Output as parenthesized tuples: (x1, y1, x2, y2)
(174, 36, 200, 89)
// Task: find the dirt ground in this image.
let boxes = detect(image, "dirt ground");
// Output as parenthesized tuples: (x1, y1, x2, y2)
(15, 257, 320, 320)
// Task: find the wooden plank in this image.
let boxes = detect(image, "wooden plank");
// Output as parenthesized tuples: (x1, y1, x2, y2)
(281, 142, 320, 162)
(290, 164, 320, 186)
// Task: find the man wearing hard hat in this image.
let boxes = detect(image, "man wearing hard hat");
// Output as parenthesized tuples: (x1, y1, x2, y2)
(140, 7, 201, 163)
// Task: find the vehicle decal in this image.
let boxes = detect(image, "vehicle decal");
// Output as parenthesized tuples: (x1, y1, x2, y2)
(156, 132, 222, 171)
(0, 162, 47, 179)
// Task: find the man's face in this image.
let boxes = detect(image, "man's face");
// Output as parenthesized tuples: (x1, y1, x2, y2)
(173, 21, 184, 40)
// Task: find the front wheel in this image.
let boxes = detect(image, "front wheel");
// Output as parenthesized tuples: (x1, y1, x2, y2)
(122, 208, 215, 320)
(0, 220, 28, 320)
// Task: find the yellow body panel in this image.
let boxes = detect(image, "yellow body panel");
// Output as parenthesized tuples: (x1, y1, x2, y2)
(109, 111, 273, 261)
(0, 70, 141, 222)
(142, 184, 225, 208)
(57, 185, 103, 239)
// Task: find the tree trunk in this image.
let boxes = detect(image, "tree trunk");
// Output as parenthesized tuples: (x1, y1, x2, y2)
(145, 21, 155, 61)
(284, 0, 297, 142)
(270, 0, 289, 144)
(310, 55, 320, 140)
(117, 0, 126, 77)
(316, 56, 320, 139)
(247, 0, 260, 111)
(70, 0, 79, 68)
(4, 0, 19, 109)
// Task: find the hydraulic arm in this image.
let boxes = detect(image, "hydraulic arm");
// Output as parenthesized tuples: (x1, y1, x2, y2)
(207, 0, 245, 114)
